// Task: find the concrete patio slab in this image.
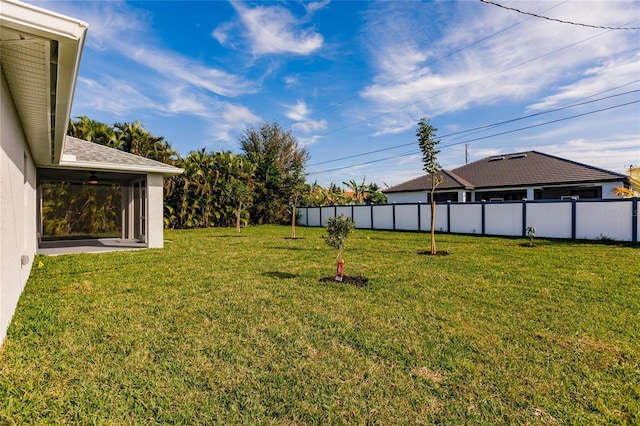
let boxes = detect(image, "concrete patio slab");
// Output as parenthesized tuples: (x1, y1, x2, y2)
(38, 238, 147, 256)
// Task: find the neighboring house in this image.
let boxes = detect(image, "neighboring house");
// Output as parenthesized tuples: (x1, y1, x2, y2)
(1, 0, 182, 344)
(385, 151, 628, 203)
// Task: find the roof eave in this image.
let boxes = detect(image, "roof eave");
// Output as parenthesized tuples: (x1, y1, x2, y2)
(57, 160, 184, 177)
(1, 0, 88, 166)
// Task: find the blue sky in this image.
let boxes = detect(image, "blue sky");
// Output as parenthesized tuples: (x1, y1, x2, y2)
(36, 0, 640, 188)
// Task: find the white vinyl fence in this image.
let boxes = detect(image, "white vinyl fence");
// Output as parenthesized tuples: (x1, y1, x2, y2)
(298, 198, 640, 242)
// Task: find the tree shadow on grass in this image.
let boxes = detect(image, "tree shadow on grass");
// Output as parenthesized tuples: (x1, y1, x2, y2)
(263, 271, 298, 279)
(266, 245, 313, 252)
(319, 276, 368, 287)
(417, 251, 450, 256)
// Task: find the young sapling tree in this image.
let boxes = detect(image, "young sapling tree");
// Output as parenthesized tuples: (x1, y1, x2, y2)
(323, 214, 356, 281)
(229, 179, 252, 234)
(525, 226, 536, 247)
(416, 117, 444, 255)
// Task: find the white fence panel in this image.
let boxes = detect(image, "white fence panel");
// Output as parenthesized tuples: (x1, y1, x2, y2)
(526, 202, 572, 239)
(373, 205, 394, 230)
(435, 205, 448, 232)
(485, 203, 523, 236)
(306, 207, 321, 227)
(419, 204, 449, 231)
(419, 204, 430, 231)
(300, 199, 637, 242)
(576, 201, 633, 241)
(336, 206, 353, 221)
(450, 204, 482, 234)
(297, 207, 308, 226)
(353, 205, 372, 229)
(320, 206, 334, 226)
(395, 204, 419, 231)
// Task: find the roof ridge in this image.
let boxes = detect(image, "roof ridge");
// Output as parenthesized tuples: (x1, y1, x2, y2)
(443, 169, 474, 188)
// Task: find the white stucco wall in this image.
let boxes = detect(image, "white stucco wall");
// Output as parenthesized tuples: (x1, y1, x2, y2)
(602, 181, 625, 199)
(1, 68, 37, 344)
(386, 191, 429, 204)
(147, 173, 165, 249)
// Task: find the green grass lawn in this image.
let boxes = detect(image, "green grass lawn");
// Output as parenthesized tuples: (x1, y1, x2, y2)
(1, 225, 639, 424)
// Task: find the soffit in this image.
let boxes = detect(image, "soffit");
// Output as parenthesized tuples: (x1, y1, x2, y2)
(0, 0, 87, 166)
(1, 27, 53, 164)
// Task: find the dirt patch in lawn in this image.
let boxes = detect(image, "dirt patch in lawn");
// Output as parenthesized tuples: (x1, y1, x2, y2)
(319, 276, 369, 287)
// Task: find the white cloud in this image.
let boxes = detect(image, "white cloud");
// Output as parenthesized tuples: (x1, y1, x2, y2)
(74, 76, 162, 117)
(285, 100, 310, 121)
(222, 103, 261, 124)
(43, 1, 257, 98)
(283, 75, 301, 88)
(127, 46, 257, 98)
(223, 1, 324, 56)
(358, 1, 640, 136)
(284, 100, 328, 133)
(292, 119, 328, 133)
(529, 138, 640, 175)
(527, 52, 640, 111)
(298, 134, 323, 147)
(305, 0, 331, 18)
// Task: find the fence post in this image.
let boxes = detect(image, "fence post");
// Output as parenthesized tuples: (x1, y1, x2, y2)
(481, 200, 486, 235)
(446, 200, 451, 233)
(522, 199, 527, 237)
(392, 202, 396, 230)
(370, 203, 374, 229)
(571, 198, 577, 239)
(633, 197, 638, 242)
(417, 202, 421, 232)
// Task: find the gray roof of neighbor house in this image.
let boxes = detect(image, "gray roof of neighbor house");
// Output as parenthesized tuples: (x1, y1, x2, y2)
(384, 151, 627, 193)
(57, 136, 183, 176)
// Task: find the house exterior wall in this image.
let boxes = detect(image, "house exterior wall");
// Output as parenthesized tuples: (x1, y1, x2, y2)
(602, 182, 625, 199)
(147, 173, 165, 248)
(388, 181, 626, 204)
(386, 191, 429, 204)
(0, 67, 37, 344)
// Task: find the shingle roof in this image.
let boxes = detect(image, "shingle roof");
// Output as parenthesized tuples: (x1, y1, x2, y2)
(59, 136, 183, 176)
(384, 151, 626, 193)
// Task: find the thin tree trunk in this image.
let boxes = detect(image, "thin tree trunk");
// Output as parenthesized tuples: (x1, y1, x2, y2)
(291, 205, 296, 239)
(236, 201, 242, 234)
(430, 197, 436, 255)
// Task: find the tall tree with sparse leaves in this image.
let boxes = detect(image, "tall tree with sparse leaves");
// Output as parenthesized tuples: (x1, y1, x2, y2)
(417, 117, 443, 255)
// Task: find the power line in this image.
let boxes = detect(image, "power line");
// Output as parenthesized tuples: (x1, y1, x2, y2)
(307, 99, 640, 176)
(309, 1, 569, 118)
(479, 0, 640, 30)
(307, 86, 640, 167)
(315, 20, 634, 139)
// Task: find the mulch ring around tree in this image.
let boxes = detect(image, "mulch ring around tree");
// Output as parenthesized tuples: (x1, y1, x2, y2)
(319, 276, 369, 287)
(417, 251, 450, 256)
